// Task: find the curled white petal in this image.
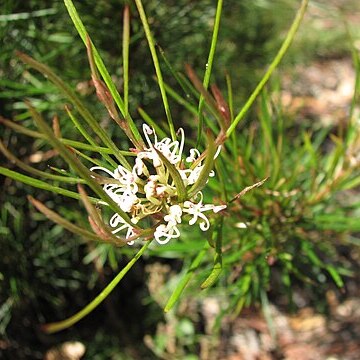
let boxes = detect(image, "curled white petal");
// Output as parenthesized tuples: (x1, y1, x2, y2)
(109, 213, 137, 243)
(143, 124, 156, 148)
(164, 205, 183, 224)
(214, 145, 222, 159)
(186, 148, 201, 163)
(198, 213, 210, 231)
(154, 223, 180, 244)
(182, 192, 224, 232)
(90, 166, 116, 178)
(213, 205, 227, 213)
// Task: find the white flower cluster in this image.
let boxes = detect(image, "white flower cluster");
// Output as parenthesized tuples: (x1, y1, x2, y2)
(91, 124, 226, 245)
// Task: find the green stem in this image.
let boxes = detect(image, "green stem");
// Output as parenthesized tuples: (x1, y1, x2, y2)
(134, 0, 176, 140)
(42, 240, 152, 333)
(226, 0, 309, 138)
(197, 0, 223, 146)
(123, 5, 130, 116)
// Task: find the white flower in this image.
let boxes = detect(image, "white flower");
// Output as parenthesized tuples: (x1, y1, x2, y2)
(183, 192, 226, 231)
(141, 124, 185, 166)
(133, 157, 149, 177)
(90, 165, 138, 192)
(164, 204, 183, 225)
(153, 205, 183, 244)
(154, 222, 180, 244)
(90, 165, 140, 213)
(109, 213, 137, 245)
(91, 124, 226, 245)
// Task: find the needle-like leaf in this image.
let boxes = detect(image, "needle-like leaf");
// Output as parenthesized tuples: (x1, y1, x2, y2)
(154, 148, 187, 202)
(188, 132, 217, 198)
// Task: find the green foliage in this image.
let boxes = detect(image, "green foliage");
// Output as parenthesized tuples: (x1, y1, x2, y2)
(1, 0, 360, 358)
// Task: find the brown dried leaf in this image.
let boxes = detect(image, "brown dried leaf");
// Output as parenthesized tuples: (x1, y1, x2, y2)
(231, 178, 268, 202)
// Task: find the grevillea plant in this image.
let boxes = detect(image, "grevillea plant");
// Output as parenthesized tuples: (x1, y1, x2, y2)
(8, 0, 359, 335)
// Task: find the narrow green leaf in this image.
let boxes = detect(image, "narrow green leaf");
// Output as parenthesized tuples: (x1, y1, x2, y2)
(28, 104, 137, 228)
(1, 117, 125, 154)
(134, 0, 176, 140)
(164, 242, 209, 312)
(302, 131, 318, 168)
(0, 116, 44, 138)
(226, 0, 309, 137)
(123, 5, 130, 116)
(70, 147, 110, 168)
(17, 52, 131, 169)
(201, 218, 223, 289)
(226, 73, 238, 165)
(154, 149, 187, 202)
(0, 8, 57, 21)
(326, 265, 344, 288)
(301, 241, 322, 267)
(63, 0, 142, 142)
(341, 175, 360, 191)
(259, 91, 280, 184)
(185, 64, 223, 131)
(188, 134, 217, 198)
(137, 107, 168, 138)
(65, 107, 117, 168)
(197, 0, 223, 145)
(0, 166, 92, 201)
(42, 239, 152, 333)
(163, 82, 198, 116)
(158, 45, 196, 104)
(178, 72, 203, 101)
(28, 195, 100, 242)
(233, 273, 252, 316)
(0, 140, 84, 184)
